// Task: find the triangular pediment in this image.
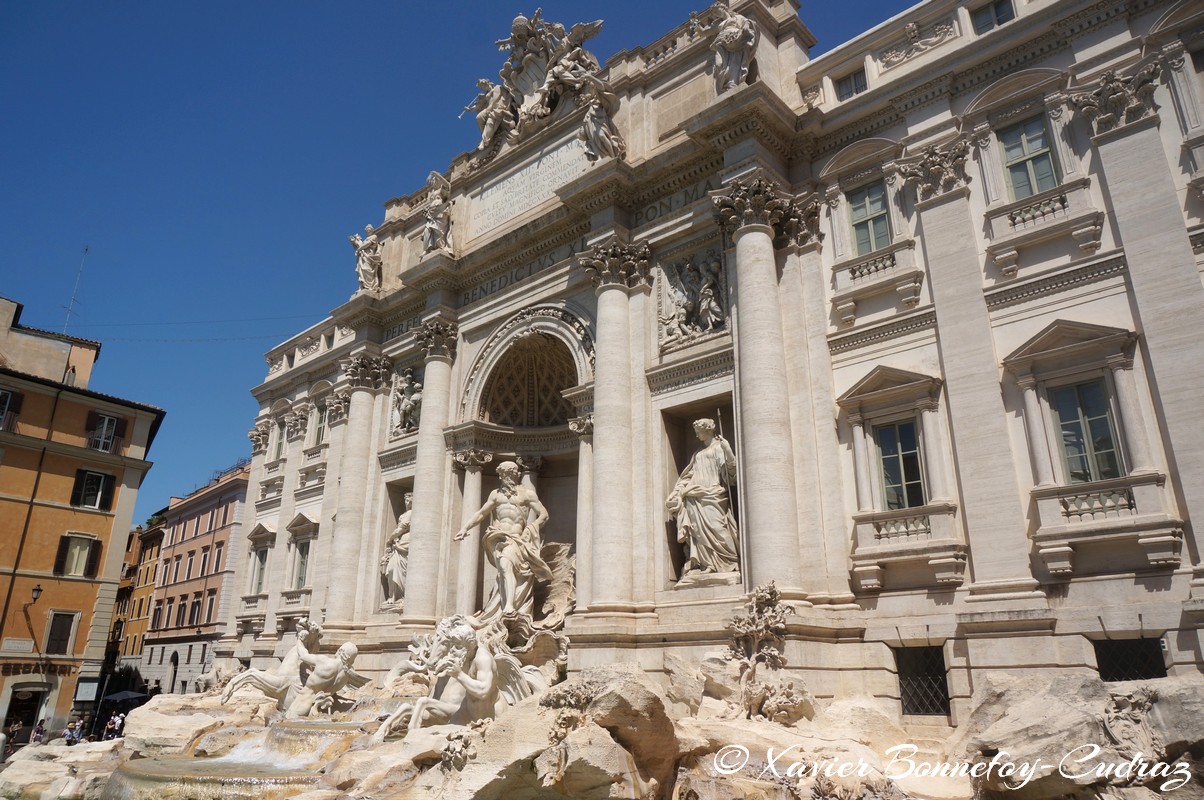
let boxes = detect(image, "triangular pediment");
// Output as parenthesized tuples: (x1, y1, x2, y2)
(837, 366, 941, 409)
(247, 522, 276, 544)
(286, 512, 319, 537)
(1003, 320, 1133, 370)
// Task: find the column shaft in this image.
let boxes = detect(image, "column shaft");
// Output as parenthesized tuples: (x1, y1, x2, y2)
(406, 354, 454, 621)
(327, 386, 375, 621)
(456, 465, 484, 615)
(1019, 379, 1056, 486)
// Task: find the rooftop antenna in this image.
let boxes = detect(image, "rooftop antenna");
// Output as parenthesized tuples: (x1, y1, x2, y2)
(63, 245, 90, 334)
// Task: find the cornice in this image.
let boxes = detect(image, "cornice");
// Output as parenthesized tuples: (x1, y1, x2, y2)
(645, 343, 734, 396)
(444, 420, 579, 458)
(378, 441, 419, 473)
(827, 309, 937, 354)
(683, 82, 800, 160)
(985, 254, 1127, 310)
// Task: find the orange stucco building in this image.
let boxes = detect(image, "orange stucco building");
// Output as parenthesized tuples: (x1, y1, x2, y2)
(0, 297, 163, 737)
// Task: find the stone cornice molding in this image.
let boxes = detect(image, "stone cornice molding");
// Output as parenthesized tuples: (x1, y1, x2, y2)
(342, 354, 393, 391)
(444, 420, 579, 458)
(556, 159, 638, 214)
(453, 448, 494, 471)
(896, 139, 971, 200)
(645, 344, 734, 396)
(1069, 61, 1162, 135)
(576, 238, 653, 290)
(416, 320, 459, 361)
(683, 82, 801, 161)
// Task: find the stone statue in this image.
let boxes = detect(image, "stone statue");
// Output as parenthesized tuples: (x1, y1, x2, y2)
(422, 172, 453, 255)
(579, 73, 626, 162)
(381, 493, 412, 608)
(391, 368, 423, 436)
(285, 638, 369, 718)
(463, 78, 513, 152)
(660, 254, 726, 346)
(697, 0, 759, 94)
(374, 615, 546, 740)
(221, 617, 323, 709)
(455, 460, 552, 621)
(349, 224, 383, 291)
(667, 419, 740, 577)
(194, 662, 244, 694)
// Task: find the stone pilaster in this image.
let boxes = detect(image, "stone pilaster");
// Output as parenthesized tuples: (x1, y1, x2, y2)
(1070, 65, 1204, 594)
(576, 238, 650, 613)
(327, 354, 391, 623)
(714, 177, 803, 594)
(904, 139, 1039, 600)
(569, 415, 594, 609)
(453, 448, 492, 615)
(402, 320, 458, 623)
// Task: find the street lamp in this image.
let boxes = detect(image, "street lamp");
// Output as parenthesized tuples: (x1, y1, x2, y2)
(30, 585, 42, 604)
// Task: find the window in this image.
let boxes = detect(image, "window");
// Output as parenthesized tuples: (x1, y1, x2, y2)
(252, 549, 268, 594)
(151, 602, 162, 630)
(0, 389, 22, 432)
(175, 597, 187, 627)
(205, 590, 217, 623)
(999, 116, 1057, 201)
(295, 541, 310, 590)
(895, 646, 951, 716)
(313, 402, 328, 445)
(46, 613, 75, 655)
(876, 419, 926, 510)
(54, 535, 101, 578)
(164, 599, 175, 628)
(1093, 639, 1167, 682)
(188, 595, 201, 626)
(86, 412, 123, 453)
(1050, 379, 1122, 484)
(848, 181, 891, 256)
(186, 644, 193, 664)
(273, 418, 287, 460)
(70, 470, 116, 511)
(200, 547, 210, 576)
(186, 551, 195, 580)
(972, 0, 1015, 34)
(213, 543, 224, 574)
(172, 556, 182, 583)
(836, 68, 867, 101)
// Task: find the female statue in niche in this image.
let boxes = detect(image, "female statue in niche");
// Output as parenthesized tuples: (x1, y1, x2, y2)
(380, 493, 411, 608)
(666, 418, 740, 577)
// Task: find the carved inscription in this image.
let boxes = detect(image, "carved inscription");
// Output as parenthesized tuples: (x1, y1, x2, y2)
(469, 138, 589, 238)
(633, 177, 718, 228)
(461, 235, 589, 307)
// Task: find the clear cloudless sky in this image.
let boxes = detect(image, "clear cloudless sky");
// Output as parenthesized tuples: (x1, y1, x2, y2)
(1, 0, 914, 524)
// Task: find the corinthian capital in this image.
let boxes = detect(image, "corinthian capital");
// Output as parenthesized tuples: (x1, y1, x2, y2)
(897, 139, 970, 200)
(343, 354, 393, 390)
(713, 177, 793, 234)
(417, 320, 459, 360)
(576, 238, 653, 289)
(1069, 63, 1162, 135)
(778, 195, 824, 247)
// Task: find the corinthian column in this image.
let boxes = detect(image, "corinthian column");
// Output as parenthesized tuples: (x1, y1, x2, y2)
(402, 320, 458, 623)
(576, 239, 651, 613)
(453, 448, 492, 615)
(327, 354, 390, 623)
(714, 178, 802, 591)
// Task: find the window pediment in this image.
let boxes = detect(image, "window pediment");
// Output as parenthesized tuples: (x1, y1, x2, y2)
(285, 512, 319, 540)
(247, 522, 276, 546)
(965, 68, 1065, 119)
(819, 138, 902, 183)
(837, 366, 941, 413)
(1002, 319, 1134, 376)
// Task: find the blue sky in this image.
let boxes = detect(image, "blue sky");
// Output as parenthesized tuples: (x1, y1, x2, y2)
(1, 1, 913, 523)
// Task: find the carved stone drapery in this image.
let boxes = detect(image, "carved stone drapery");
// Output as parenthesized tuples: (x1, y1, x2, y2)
(453, 448, 494, 471)
(1069, 63, 1162, 135)
(343, 355, 393, 390)
(576, 239, 653, 289)
(248, 422, 271, 454)
(569, 414, 593, 438)
(417, 321, 459, 361)
(897, 140, 970, 200)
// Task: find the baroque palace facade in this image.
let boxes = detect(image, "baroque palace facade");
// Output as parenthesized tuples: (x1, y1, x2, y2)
(219, 0, 1204, 724)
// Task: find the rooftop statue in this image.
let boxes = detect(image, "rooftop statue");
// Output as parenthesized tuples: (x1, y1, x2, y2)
(692, 0, 759, 94)
(349, 224, 382, 292)
(421, 172, 453, 255)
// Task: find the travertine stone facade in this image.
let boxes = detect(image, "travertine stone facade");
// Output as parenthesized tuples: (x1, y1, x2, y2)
(219, 0, 1204, 725)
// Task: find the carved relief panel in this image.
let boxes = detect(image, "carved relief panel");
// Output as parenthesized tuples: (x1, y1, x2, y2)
(656, 247, 729, 352)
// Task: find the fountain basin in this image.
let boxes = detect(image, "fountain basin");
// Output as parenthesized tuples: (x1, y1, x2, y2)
(101, 756, 320, 800)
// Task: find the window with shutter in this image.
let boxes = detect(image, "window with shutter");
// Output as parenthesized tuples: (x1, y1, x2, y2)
(70, 470, 113, 510)
(0, 389, 20, 432)
(45, 612, 75, 655)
